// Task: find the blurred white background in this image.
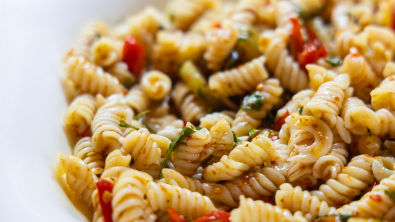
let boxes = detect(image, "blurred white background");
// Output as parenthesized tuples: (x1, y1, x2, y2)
(0, 0, 165, 221)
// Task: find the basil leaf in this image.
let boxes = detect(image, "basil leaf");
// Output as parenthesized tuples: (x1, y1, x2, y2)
(232, 131, 242, 147)
(324, 56, 343, 67)
(201, 155, 215, 167)
(159, 126, 196, 178)
(129, 158, 134, 167)
(118, 120, 139, 130)
(241, 93, 264, 111)
(339, 214, 353, 222)
(134, 110, 150, 120)
(298, 106, 303, 115)
(246, 126, 260, 142)
(196, 126, 203, 130)
(144, 123, 157, 134)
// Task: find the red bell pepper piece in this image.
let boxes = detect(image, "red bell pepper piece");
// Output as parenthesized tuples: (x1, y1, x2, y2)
(298, 42, 327, 68)
(96, 179, 114, 222)
(168, 208, 188, 222)
(122, 36, 146, 76)
(274, 110, 290, 131)
(289, 18, 304, 55)
(194, 210, 231, 222)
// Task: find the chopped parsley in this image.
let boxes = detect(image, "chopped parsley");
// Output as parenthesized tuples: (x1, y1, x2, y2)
(118, 120, 139, 130)
(241, 93, 264, 111)
(196, 126, 203, 130)
(134, 110, 150, 120)
(159, 126, 196, 178)
(298, 106, 303, 115)
(385, 189, 395, 203)
(201, 155, 215, 167)
(324, 56, 343, 67)
(246, 126, 260, 142)
(233, 131, 242, 147)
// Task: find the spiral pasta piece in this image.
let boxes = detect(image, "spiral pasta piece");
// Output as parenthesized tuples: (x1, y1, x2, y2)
(372, 156, 395, 183)
(233, 79, 283, 136)
(230, 0, 265, 25)
(92, 189, 104, 222)
(275, 183, 336, 221)
(274, 0, 299, 27)
(334, 30, 357, 58)
(204, 20, 239, 71)
(310, 154, 375, 207)
(203, 167, 286, 208)
(160, 168, 205, 194)
(303, 74, 350, 128)
(275, 89, 315, 123)
(203, 134, 278, 182)
(56, 154, 96, 211)
(125, 85, 151, 114)
(120, 128, 163, 169)
(106, 61, 135, 88)
(140, 70, 172, 100)
(336, 173, 395, 218)
(104, 149, 131, 171)
(373, 108, 395, 139)
(146, 182, 216, 219)
(306, 64, 337, 91)
(90, 36, 122, 67)
(172, 82, 208, 123)
(259, 29, 309, 93)
(209, 118, 234, 158)
(371, 74, 395, 111)
(209, 56, 269, 97)
(112, 169, 156, 222)
(354, 133, 382, 156)
(171, 123, 212, 176)
(231, 196, 308, 222)
(292, 0, 326, 16)
(74, 137, 104, 175)
(64, 94, 97, 135)
(157, 119, 184, 140)
(65, 56, 124, 97)
(91, 94, 134, 154)
(199, 112, 234, 130)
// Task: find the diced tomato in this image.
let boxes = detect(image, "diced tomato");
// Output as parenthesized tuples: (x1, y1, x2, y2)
(370, 180, 379, 191)
(183, 119, 187, 127)
(305, 25, 318, 42)
(122, 36, 146, 76)
(289, 18, 304, 55)
(211, 22, 221, 29)
(168, 208, 188, 222)
(96, 179, 114, 222)
(194, 211, 231, 222)
(297, 42, 327, 68)
(77, 130, 92, 137)
(274, 110, 290, 131)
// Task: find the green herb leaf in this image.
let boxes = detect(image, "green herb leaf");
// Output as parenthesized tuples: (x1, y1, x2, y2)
(232, 131, 242, 147)
(118, 120, 139, 130)
(201, 155, 215, 167)
(197, 88, 206, 102)
(246, 126, 260, 142)
(223, 50, 241, 70)
(129, 158, 134, 167)
(241, 93, 264, 111)
(134, 110, 150, 120)
(159, 126, 196, 178)
(298, 106, 303, 115)
(144, 123, 157, 134)
(324, 56, 343, 67)
(385, 189, 395, 203)
(339, 214, 353, 222)
(196, 126, 203, 130)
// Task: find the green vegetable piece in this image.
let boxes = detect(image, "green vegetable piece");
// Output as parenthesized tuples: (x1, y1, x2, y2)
(224, 50, 241, 70)
(197, 87, 206, 102)
(201, 155, 215, 167)
(234, 25, 260, 63)
(298, 106, 303, 115)
(232, 131, 242, 147)
(196, 126, 203, 130)
(118, 120, 139, 130)
(385, 189, 395, 203)
(134, 110, 150, 120)
(144, 123, 157, 134)
(324, 56, 343, 67)
(246, 126, 260, 142)
(339, 214, 353, 222)
(159, 126, 196, 178)
(241, 93, 264, 111)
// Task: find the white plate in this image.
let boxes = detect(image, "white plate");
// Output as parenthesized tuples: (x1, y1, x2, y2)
(0, 0, 165, 221)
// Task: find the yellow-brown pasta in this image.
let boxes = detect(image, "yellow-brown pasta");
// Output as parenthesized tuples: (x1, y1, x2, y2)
(64, 94, 97, 135)
(371, 74, 395, 111)
(140, 70, 172, 100)
(90, 37, 123, 67)
(73, 137, 104, 175)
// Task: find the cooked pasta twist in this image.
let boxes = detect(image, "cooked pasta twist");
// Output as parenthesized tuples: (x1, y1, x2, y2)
(355, 134, 382, 156)
(172, 82, 208, 123)
(64, 94, 97, 135)
(125, 85, 151, 114)
(342, 53, 379, 102)
(203, 135, 278, 182)
(259, 29, 309, 93)
(204, 20, 239, 71)
(372, 156, 395, 182)
(230, 0, 265, 25)
(275, 89, 315, 123)
(171, 123, 212, 176)
(336, 173, 395, 218)
(371, 74, 395, 111)
(231, 196, 308, 222)
(310, 154, 375, 207)
(292, 0, 326, 16)
(120, 128, 164, 169)
(157, 119, 184, 140)
(159, 168, 205, 194)
(199, 112, 234, 130)
(112, 169, 156, 222)
(203, 167, 286, 208)
(74, 137, 104, 175)
(106, 61, 135, 88)
(209, 56, 269, 97)
(232, 79, 283, 136)
(65, 56, 124, 97)
(91, 94, 134, 154)
(140, 70, 172, 100)
(306, 64, 337, 91)
(146, 182, 216, 219)
(92, 189, 104, 222)
(303, 74, 350, 128)
(90, 36, 122, 67)
(274, 0, 299, 27)
(209, 118, 234, 157)
(56, 154, 96, 211)
(275, 183, 336, 221)
(334, 30, 357, 58)
(104, 149, 131, 171)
